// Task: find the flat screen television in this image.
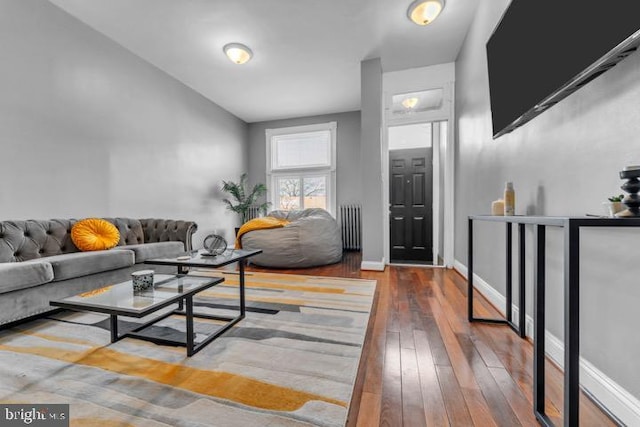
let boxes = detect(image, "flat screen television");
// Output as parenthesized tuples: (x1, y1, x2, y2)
(486, 0, 640, 139)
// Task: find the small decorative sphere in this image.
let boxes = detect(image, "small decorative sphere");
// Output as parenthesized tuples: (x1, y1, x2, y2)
(203, 234, 227, 256)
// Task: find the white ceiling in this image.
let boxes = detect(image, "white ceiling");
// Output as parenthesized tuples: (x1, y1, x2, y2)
(49, 0, 478, 123)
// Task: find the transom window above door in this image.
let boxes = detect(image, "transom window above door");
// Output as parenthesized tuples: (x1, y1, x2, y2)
(266, 122, 336, 215)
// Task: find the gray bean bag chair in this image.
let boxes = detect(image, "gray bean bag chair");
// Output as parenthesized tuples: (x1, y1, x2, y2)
(240, 208, 343, 268)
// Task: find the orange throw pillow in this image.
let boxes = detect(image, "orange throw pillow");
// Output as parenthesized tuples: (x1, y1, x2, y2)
(71, 218, 120, 251)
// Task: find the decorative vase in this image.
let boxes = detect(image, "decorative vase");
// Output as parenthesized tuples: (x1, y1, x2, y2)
(603, 201, 624, 218)
(616, 167, 640, 217)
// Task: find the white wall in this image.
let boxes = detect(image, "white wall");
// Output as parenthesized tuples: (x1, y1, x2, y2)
(0, 0, 248, 246)
(455, 0, 640, 420)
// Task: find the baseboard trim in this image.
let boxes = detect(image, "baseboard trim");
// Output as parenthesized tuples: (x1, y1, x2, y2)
(361, 259, 385, 271)
(454, 259, 640, 426)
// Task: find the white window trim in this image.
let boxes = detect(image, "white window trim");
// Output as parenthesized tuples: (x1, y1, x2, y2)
(266, 122, 337, 216)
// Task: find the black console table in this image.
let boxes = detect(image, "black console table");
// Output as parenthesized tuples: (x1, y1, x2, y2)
(468, 215, 640, 427)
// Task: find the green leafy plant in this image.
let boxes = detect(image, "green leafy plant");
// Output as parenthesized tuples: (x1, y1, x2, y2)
(221, 173, 270, 224)
(608, 194, 624, 202)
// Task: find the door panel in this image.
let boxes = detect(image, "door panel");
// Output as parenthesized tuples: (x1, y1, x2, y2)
(412, 173, 425, 206)
(412, 216, 426, 249)
(391, 217, 405, 248)
(389, 147, 433, 262)
(391, 174, 406, 206)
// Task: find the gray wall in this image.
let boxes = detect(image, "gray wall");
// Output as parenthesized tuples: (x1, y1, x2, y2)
(247, 110, 362, 208)
(360, 58, 384, 266)
(0, 0, 248, 246)
(455, 0, 640, 400)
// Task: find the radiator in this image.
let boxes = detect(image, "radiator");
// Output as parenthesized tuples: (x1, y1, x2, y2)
(247, 206, 262, 221)
(339, 204, 362, 251)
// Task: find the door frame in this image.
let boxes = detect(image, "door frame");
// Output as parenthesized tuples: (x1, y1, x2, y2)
(382, 83, 455, 267)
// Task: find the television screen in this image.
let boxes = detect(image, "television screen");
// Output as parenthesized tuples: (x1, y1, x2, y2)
(486, 0, 640, 138)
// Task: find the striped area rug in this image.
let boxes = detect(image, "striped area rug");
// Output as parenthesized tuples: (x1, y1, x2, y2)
(0, 271, 376, 426)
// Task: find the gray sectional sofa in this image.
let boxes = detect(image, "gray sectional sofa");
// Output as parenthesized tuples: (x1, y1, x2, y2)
(0, 217, 197, 327)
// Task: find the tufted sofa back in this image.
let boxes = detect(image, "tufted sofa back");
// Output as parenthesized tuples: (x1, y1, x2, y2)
(0, 219, 79, 262)
(139, 219, 195, 250)
(0, 218, 197, 263)
(104, 218, 145, 246)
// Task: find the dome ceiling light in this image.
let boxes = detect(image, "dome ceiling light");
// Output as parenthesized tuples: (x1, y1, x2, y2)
(407, 0, 445, 26)
(223, 43, 253, 65)
(402, 97, 419, 109)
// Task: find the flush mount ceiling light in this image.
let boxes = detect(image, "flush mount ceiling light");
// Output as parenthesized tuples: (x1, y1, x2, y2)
(223, 43, 253, 65)
(402, 97, 419, 109)
(407, 0, 445, 26)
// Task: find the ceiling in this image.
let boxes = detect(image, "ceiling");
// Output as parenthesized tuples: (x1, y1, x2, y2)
(49, 0, 478, 123)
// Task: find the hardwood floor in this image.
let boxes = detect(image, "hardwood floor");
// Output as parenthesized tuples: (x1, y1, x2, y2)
(246, 252, 617, 427)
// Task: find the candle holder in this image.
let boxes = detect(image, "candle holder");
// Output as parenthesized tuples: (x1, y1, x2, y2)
(616, 168, 640, 217)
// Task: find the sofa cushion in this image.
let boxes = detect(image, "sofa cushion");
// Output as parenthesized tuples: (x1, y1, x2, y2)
(119, 241, 185, 263)
(0, 261, 54, 294)
(45, 250, 135, 282)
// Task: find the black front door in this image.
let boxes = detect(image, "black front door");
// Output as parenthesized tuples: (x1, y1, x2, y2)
(389, 148, 433, 263)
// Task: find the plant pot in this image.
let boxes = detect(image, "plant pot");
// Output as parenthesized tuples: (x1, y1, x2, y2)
(603, 201, 624, 218)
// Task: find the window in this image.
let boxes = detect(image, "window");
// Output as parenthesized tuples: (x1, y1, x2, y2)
(266, 122, 336, 215)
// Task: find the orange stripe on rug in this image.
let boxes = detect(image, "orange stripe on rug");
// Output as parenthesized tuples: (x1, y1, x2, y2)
(0, 345, 346, 411)
(211, 278, 347, 294)
(198, 291, 371, 310)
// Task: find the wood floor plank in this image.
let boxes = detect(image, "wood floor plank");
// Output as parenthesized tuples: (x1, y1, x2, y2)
(363, 269, 390, 395)
(356, 391, 381, 427)
(428, 296, 498, 427)
(436, 365, 474, 427)
(380, 332, 403, 427)
(456, 333, 522, 426)
(470, 333, 504, 369)
(422, 314, 451, 367)
(398, 270, 417, 349)
(489, 366, 540, 426)
(401, 347, 428, 427)
(387, 272, 400, 333)
(413, 330, 450, 427)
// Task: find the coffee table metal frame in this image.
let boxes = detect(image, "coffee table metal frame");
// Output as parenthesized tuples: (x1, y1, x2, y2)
(51, 275, 228, 356)
(145, 248, 261, 314)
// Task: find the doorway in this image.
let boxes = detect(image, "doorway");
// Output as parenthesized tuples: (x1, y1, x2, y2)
(388, 121, 447, 265)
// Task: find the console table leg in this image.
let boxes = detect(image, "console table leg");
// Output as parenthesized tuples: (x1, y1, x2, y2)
(506, 222, 513, 322)
(534, 225, 546, 418)
(564, 222, 580, 427)
(518, 223, 526, 338)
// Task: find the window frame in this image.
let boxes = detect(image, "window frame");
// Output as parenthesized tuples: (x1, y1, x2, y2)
(266, 122, 337, 216)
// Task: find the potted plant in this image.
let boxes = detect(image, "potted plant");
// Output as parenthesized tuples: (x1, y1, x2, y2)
(603, 194, 625, 217)
(221, 173, 270, 228)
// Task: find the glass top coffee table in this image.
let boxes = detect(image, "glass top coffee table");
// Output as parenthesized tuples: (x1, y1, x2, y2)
(51, 274, 230, 356)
